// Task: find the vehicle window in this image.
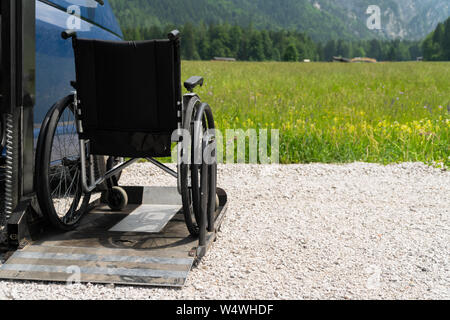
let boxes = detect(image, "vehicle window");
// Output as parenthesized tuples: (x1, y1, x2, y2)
(42, 0, 122, 38)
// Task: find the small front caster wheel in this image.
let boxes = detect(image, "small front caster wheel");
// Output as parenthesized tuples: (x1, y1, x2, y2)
(106, 186, 128, 211)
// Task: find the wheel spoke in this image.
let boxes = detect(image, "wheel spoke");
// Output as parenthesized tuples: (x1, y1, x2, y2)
(43, 101, 90, 226)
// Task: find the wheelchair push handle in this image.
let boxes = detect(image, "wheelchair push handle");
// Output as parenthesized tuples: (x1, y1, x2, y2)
(62, 29, 77, 40)
(168, 30, 180, 41)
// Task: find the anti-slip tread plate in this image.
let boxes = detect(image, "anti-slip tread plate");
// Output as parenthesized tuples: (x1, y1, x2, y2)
(0, 244, 194, 287)
(0, 186, 228, 287)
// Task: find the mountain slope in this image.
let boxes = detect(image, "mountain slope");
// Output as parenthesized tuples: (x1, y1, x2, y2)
(108, 0, 450, 41)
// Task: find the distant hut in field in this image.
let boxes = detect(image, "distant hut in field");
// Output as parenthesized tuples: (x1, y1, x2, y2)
(332, 56, 352, 63)
(212, 57, 236, 62)
(332, 56, 377, 63)
(351, 57, 377, 63)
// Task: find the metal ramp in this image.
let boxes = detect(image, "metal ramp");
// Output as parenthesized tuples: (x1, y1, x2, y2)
(0, 187, 228, 287)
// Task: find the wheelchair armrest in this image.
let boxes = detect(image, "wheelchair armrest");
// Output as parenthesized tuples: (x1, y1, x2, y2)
(184, 76, 204, 92)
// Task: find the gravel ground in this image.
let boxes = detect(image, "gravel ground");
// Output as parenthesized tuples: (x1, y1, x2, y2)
(0, 162, 449, 300)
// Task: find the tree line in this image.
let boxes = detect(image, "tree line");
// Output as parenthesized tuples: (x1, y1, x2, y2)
(109, 0, 381, 43)
(123, 23, 426, 62)
(422, 17, 450, 61)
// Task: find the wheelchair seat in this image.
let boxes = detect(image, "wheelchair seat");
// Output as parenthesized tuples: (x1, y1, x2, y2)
(73, 38, 182, 158)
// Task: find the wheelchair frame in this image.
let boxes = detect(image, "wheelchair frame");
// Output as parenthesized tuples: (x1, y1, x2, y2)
(0, 2, 227, 287)
(61, 29, 218, 247)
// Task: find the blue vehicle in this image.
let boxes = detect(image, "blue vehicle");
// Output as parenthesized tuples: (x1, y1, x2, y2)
(0, 0, 123, 241)
(32, 0, 124, 224)
(1, 0, 122, 151)
(35, 0, 123, 139)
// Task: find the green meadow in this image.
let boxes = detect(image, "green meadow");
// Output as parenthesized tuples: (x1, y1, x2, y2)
(182, 61, 450, 167)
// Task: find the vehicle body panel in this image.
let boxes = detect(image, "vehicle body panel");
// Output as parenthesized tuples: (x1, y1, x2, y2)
(35, 0, 122, 138)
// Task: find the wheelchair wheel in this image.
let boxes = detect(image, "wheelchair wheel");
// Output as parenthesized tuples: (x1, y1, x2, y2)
(106, 186, 128, 211)
(180, 98, 217, 237)
(36, 95, 91, 230)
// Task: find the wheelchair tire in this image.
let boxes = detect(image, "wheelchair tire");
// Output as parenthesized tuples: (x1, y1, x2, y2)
(180, 98, 218, 237)
(35, 95, 91, 231)
(194, 103, 218, 233)
(180, 98, 201, 236)
(106, 186, 128, 211)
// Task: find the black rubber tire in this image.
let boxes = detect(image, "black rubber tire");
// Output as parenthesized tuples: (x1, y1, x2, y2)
(35, 95, 91, 231)
(180, 99, 201, 236)
(180, 98, 218, 237)
(194, 103, 217, 233)
(106, 186, 128, 211)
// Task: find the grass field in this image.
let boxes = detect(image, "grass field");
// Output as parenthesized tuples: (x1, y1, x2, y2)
(182, 61, 450, 167)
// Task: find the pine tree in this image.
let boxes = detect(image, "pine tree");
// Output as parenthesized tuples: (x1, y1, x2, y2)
(423, 17, 450, 61)
(297, 42, 307, 61)
(283, 43, 299, 62)
(337, 40, 350, 58)
(237, 36, 249, 61)
(197, 23, 210, 60)
(368, 39, 382, 60)
(261, 30, 273, 61)
(353, 46, 366, 58)
(432, 23, 445, 45)
(210, 39, 227, 58)
(229, 26, 243, 58)
(272, 48, 281, 61)
(248, 33, 265, 61)
(182, 22, 199, 60)
(443, 19, 450, 60)
(323, 40, 336, 61)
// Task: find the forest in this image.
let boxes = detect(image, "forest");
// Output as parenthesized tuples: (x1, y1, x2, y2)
(108, 0, 450, 42)
(422, 17, 450, 61)
(123, 23, 423, 62)
(109, 0, 379, 42)
(112, 0, 450, 62)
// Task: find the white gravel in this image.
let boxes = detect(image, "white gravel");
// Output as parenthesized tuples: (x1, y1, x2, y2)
(0, 162, 449, 300)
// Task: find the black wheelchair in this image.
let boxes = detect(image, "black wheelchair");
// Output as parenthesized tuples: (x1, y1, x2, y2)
(35, 30, 218, 239)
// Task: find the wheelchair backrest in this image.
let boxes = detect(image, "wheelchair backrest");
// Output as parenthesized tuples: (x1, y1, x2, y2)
(72, 37, 182, 157)
(74, 37, 181, 133)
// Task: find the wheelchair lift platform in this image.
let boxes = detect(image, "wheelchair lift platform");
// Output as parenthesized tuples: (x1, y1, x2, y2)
(0, 187, 228, 287)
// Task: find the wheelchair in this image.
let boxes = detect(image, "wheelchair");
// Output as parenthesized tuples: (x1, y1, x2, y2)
(35, 30, 218, 239)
